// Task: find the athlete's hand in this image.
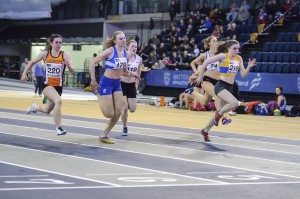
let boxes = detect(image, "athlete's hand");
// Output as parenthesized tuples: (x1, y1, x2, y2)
(194, 76, 202, 86)
(248, 58, 256, 68)
(131, 72, 140, 80)
(65, 59, 71, 67)
(20, 74, 27, 83)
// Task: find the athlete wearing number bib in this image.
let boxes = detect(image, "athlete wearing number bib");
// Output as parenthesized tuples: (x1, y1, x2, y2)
(214, 53, 240, 95)
(43, 50, 65, 95)
(202, 51, 219, 86)
(121, 54, 142, 98)
(98, 46, 127, 96)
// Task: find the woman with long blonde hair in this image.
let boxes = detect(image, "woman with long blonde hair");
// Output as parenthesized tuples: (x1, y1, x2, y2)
(89, 31, 139, 144)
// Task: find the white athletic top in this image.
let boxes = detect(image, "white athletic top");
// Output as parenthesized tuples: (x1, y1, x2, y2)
(205, 51, 219, 71)
(121, 54, 142, 83)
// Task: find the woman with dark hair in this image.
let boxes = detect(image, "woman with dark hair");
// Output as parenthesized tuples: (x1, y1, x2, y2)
(276, 86, 286, 115)
(196, 40, 256, 142)
(20, 34, 75, 135)
(89, 31, 139, 144)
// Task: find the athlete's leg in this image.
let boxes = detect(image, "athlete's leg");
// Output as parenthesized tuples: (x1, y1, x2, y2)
(217, 90, 239, 116)
(101, 91, 125, 137)
(121, 96, 129, 128)
(42, 86, 63, 127)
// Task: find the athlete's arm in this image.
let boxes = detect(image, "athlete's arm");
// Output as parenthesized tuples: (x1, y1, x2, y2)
(63, 51, 75, 74)
(136, 57, 143, 90)
(89, 48, 112, 87)
(239, 56, 256, 78)
(190, 53, 205, 74)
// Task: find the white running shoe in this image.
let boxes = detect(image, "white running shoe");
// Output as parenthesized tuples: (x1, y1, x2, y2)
(228, 110, 237, 116)
(26, 103, 37, 114)
(56, 127, 67, 136)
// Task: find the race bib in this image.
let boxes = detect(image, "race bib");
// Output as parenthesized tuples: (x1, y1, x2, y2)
(114, 57, 127, 69)
(228, 61, 239, 73)
(46, 63, 63, 78)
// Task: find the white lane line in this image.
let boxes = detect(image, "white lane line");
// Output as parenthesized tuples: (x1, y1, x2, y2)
(0, 144, 227, 185)
(0, 175, 49, 178)
(1, 116, 300, 157)
(0, 160, 119, 187)
(1, 181, 300, 191)
(1, 131, 300, 181)
(186, 171, 246, 174)
(276, 171, 300, 173)
(86, 173, 153, 176)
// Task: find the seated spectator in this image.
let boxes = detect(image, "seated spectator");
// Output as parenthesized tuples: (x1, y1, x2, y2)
(224, 23, 237, 40)
(199, 16, 213, 33)
(179, 74, 199, 109)
(199, 2, 210, 19)
(178, 50, 191, 70)
(211, 25, 221, 38)
(166, 51, 180, 70)
(257, 7, 269, 24)
(144, 51, 158, 68)
(226, 7, 238, 23)
(193, 44, 200, 57)
(184, 24, 195, 39)
(240, 0, 250, 12)
(148, 34, 160, 46)
(276, 86, 287, 115)
(236, 9, 251, 24)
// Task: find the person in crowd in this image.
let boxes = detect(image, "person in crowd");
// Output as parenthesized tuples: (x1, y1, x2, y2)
(89, 31, 139, 144)
(33, 60, 45, 97)
(20, 58, 28, 79)
(120, 40, 143, 136)
(20, 34, 75, 135)
(195, 40, 256, 142)
(276, 86, 287, 115)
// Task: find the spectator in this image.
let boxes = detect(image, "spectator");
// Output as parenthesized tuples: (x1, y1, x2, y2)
(226, 7, 238, 23)
(33, 60, 45, 97)
(20, 58, 28, 79)
(167, 51, 180, 70)
(237, 9, 251, 24)
(276, 86, 287, 115)
(184, 24, 195, 39)
(178, 50, 191, 70)
(211, 25, 221, 38)
(199, 16, 213, 33)
(200, 2, 211, 19)
(257, 7, 269, 24)
(240, 0, 250, 12)
(193, 44, 200, 57)
(169, 0, 179, 22)
(149, 34, 160, 46)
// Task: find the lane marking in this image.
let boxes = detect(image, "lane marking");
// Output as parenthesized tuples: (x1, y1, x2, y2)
(1, 131, 300, 181)
(1, 181, 300, 191)
(0, 144, 227, 184)
(86, 173, 153, 176)
(1, 117, 300, 156)
(186, 171, 246, 174)
(0, 175, 49, 178)
(0, 160, 119, 187)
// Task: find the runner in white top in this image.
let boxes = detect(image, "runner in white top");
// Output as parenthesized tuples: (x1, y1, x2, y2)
(120, 39, 143, 136)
